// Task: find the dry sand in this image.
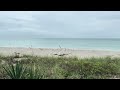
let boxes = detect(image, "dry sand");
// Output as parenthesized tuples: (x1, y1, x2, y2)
(0, 47, 120, 58)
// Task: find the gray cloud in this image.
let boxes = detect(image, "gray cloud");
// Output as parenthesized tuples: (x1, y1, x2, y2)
(0, 11, 120, 38)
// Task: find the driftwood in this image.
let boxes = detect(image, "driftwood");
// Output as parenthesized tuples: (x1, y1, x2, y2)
(14, 52, 20, 58)
(53, 45, 71, 56)
(53, 54, 58, 55)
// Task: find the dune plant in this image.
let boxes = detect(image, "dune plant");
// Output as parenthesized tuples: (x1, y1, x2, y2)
(3, 62, 43, 79)
(26, 64, 43, 79)
(3, 62, 27, 79)
(1, 55, 120, 79)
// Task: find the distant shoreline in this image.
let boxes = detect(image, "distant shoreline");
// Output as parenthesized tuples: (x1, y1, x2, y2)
(0, 47, 120, 58)
(0, 46, 120, 52)
(1, 38, 120, 52)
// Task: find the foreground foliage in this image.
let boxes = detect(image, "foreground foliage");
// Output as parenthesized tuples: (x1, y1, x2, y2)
(0, 55, 120, 79)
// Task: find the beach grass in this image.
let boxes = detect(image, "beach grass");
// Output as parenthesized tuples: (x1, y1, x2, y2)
(0, 55, 120, 79)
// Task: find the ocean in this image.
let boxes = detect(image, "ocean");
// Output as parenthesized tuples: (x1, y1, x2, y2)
(0, 38, 120, 51)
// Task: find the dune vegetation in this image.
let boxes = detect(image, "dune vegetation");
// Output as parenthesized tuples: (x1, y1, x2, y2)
(0, 54, 120, 79)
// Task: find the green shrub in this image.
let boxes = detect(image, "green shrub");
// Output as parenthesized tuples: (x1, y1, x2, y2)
(3, 62, 27, 79)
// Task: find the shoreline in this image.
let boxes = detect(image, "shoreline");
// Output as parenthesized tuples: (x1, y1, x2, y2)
(0, 47, 120, 58)
(0, 46, 120, 52)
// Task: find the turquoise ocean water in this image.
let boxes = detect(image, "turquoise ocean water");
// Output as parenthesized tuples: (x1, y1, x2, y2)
(0, 38, 120, 51)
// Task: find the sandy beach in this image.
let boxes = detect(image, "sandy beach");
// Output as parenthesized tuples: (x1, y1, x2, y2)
(0, 47, 120, 58)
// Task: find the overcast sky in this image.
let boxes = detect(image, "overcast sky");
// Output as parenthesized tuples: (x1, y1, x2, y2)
(0, 11, 120, 38)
